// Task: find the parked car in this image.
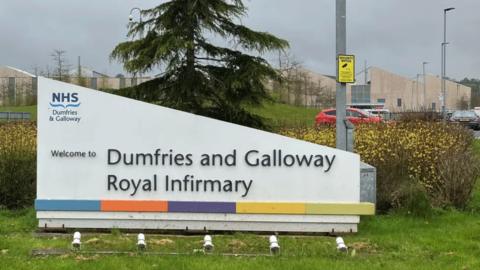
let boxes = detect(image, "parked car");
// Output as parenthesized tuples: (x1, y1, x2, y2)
(315, 108, 382, 125)
(364, 108, 392, 121)
(474, 107, 480, 118)
(449, 110, 480, 130)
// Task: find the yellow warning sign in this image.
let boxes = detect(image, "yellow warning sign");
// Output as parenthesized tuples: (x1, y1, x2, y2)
(337, 55, 355, 83)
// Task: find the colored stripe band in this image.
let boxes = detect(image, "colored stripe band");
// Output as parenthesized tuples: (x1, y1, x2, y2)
(35, 200, 375, 215)
(35, 200, 100, 211)
(101, 200, 168, 212)
(169, 201, 236, 213)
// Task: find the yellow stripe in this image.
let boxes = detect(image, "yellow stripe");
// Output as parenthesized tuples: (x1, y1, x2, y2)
(235, 202, 375, 215)
(306, 203, 375, 215)
(236, 202, 305, 214)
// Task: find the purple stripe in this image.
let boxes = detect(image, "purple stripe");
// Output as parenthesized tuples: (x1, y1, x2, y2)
(169, 201, 236, 213)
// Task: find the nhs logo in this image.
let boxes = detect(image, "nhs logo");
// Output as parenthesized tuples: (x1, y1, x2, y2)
(49, 92, 81, 108)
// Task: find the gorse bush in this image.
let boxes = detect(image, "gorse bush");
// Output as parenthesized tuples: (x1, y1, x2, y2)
(280, 122, 480, 212)
(0, 122, 36, 209)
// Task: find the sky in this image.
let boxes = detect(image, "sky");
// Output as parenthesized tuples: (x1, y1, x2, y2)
(1, 0, 478, 80)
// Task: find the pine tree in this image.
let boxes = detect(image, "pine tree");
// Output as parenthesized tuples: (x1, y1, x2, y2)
(111, 0, 288, 128)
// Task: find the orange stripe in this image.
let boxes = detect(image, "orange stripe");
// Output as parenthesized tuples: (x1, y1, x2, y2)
(101, 200, 168, 212)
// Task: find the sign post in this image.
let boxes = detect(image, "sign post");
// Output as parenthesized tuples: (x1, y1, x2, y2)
(335, 0, 347, 150)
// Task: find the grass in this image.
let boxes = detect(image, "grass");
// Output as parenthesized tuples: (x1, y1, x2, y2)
(0, 102, 318, 128)
(0, 207, 479, 269)
(249, 102, 320, 128)
(0, 105, 37, 121)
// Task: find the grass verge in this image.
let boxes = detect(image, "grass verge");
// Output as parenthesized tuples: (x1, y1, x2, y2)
(1, 204, 479, 269)
(249, 102, 319, 128)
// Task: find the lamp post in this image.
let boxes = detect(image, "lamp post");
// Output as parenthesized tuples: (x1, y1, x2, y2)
(129, 7, 144, 82)
(335, 0, 347, 150)
(422, 61, 429, 109)
(442, 7, 455, 116)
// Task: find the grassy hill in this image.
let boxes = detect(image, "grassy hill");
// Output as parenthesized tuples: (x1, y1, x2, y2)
(0, 103, 320, 128)
(249, 102, 320, 128)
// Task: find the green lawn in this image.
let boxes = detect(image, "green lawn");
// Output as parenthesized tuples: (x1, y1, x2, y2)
(0, 105, 37, 121)
(0, 102, 318, 128)
(0, 207, 479, 269)
(249, 102, 320, 128)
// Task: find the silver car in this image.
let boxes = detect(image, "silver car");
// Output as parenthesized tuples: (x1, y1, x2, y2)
(449, 110, 480, 130)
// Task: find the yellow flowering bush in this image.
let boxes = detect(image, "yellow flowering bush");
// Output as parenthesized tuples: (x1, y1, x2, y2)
(0, 122, 36, 209)
(280, 122, 480, 211)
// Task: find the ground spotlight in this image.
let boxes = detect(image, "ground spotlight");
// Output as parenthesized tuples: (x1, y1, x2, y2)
(72, 232, 81, 250)
(336, 237, 348, 252)
(203, 235, 214, 252)
(137, 233, 146, 250)
(269, 235, 280, 254)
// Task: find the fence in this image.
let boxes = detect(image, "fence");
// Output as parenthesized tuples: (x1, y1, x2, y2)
(0, 112, 31, 121)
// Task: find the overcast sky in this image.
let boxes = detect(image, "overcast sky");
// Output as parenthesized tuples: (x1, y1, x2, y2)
(1, 0, 478, 80)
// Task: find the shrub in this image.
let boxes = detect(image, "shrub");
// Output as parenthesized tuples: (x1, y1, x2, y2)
(0, 122, 36, 209)
(280, 122, 480, 212)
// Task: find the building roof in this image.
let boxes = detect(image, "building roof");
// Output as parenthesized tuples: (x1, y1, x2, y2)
(69, 66, 109, 78)
(0, 66, 35, 77)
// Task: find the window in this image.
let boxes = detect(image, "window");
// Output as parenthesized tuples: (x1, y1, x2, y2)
(351, 85, 371, 104)
(349, 110, 364, 118)
(377, 98, 386, 104)
(432, 103, 436, 110)
(397, 98, 402, 107)
(325, 110, 336, 116)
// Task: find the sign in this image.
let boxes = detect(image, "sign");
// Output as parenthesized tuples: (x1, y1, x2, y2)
(35, 77, 374, 233)
(337, 54, 355, 83)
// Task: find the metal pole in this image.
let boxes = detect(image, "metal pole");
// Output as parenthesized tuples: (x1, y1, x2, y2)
(364, 60, 368, 84)
(442, 7, 455, 116)
(130, 7, 143, 81)
(442, 11, 446, 115)
(416, 74, 420, 109)
(422, 62, 428, 109)
(336, 0, 347, 150)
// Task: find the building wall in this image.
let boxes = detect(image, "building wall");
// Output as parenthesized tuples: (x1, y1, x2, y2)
(362, 67, 471, 112)
(0, 66, 36, 106)
(271, 68, 338, 108)
(0, 66, 152, 106)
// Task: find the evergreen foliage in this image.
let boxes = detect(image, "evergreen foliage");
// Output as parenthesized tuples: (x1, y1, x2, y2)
(111, 0, 289, 128)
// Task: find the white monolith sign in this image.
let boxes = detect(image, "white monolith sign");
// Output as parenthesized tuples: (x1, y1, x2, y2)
(36, 77, 374, 232)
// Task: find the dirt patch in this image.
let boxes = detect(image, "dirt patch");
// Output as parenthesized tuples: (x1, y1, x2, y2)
(350, 241, 377, 253)
(75, 255, 99, 261)
(151, 238, 175, 246)
(228, 239, 246, 252)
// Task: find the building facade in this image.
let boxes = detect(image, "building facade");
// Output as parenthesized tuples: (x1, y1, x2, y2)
(347, 67, 471, 112)
(0, 66, 151, 106)
(0, 66, 37, 106)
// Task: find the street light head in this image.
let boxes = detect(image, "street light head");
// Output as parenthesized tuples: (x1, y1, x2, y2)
(444, 7, 455, 12)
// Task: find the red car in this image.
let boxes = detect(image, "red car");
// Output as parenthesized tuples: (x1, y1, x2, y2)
(315, 108, 382, 125)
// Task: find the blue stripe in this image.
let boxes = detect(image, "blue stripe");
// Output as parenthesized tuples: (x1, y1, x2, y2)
(35, 200, 100, 211)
